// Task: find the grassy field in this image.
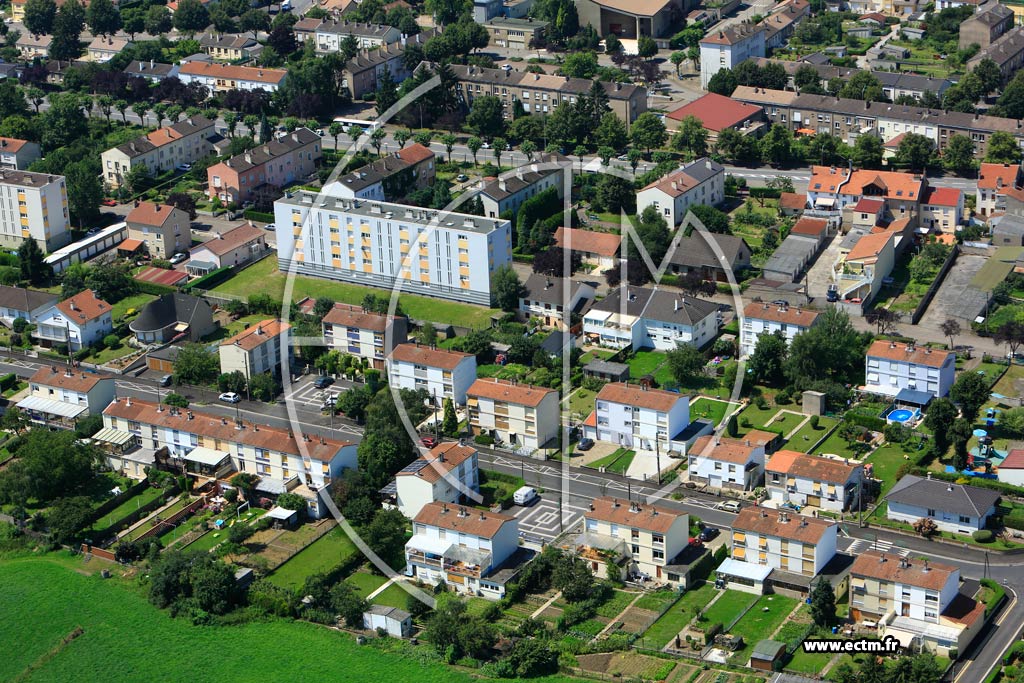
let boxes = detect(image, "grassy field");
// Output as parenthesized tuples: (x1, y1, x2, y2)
(267, 526, 359, 589)
(210, 256, 501, 328)
(639, 582, 716, 649)
(0, 557, 587, 683)
(812, 430, 860, 459)
(345, 569, 389, 596)
(786, 639, 839, 673)
(865, 443, 915, 495)
(689, 398, 739, 427)
(633, 589, 678, 613)
(784, 416, 838, 452)
(567, 387, 597, 420)
(111, 293, 157, 322)
(370, 581, 411, 609)
(701, 590, 758, 627)
(627, 350, 667, 379)
(587, 448, 635, 474)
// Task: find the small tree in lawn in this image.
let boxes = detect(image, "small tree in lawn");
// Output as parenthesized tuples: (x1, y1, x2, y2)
(810, 579, 836, 627)
(442, 397, 458, 436)
(941, 318, 961, 351)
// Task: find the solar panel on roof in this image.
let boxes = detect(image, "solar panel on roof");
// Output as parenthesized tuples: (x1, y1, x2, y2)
(398, 459, 429, 475)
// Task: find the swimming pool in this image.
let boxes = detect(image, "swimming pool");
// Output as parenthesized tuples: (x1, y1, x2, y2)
(886, 408, 919, 424)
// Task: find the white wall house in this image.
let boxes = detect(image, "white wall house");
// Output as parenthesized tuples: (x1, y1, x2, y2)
(518, 274, 595, 327)
(467, 378, 560, 452)
(864, 340, 955, 398)
(998, 449, 1024, 487)
(740, 302, 820, 357)
(919, 187, 964, 232)
(581, 497, 690, 584)
(583, 286, 720, 351)
(363, 606, 413, 638)
(478, 158, 566, 219)
(730, 507, 838, 578)
(322, 303, 408, 370)
(636, 158, 726, 227)
(33, 289, 113, 351)
(219, 319, 292, 380)
(764, 450, 864, 513)
(686, 430, 776, 491)
(101, 116, 216, 189)
(405, 501, 520, 599)
(0, 137, 41, 170)
(583, 383, 689, 452)
(885, 474, 1000, 534)
(382, 442, 480, 518)
(18, 365, 116, 428)
(699, 24, 766, 89)
(0, 286, 56, 326)
(387, 343, 477, 405)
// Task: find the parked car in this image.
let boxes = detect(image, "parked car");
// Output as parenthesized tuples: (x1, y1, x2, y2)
(718, 501, 741, 513)
(456, 174, 468, 182)
(688, 537, 703, 547)
(169, 252, 188, 265)
(101, 198, 117, 207)
(219, 392, 241, 403)
(263, 223, 275, 231)
(176, 163, 192, 172)
(313, 375, 334, 389)
(159, 374, 173, 387)
(698, 527, 720, 542)
(421, 435, 438, 448)
(577, 437, 594, 451)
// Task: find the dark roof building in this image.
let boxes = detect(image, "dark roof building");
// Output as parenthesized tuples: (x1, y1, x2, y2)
(129, 293, 217, 344)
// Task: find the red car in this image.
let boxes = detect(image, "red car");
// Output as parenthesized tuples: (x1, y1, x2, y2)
(101, 198, 117, 207)
(421, 436, 438, 448)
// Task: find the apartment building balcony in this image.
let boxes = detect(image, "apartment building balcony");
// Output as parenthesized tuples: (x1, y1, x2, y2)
(32, 325, 68, 343)
(831, 264, 875, 301)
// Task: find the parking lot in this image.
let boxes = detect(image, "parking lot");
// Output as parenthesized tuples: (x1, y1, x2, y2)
(507, 497, 587, 544)
(282, 375, 355, 409)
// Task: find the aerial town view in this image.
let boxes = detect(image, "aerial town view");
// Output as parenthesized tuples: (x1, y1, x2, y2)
(5, 0, 1024, 679)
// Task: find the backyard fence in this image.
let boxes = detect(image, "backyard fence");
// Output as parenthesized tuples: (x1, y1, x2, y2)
(128, 494, 209, 544)
(910, 243, 960, 325)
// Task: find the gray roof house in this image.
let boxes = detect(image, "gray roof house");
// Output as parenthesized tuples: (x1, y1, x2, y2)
(583, 286, 721, 351)
(129, 293, 217, 345)
(518, 273, 595, 325)
(363, 605, 413, 637)
(885, 474, 1000, 534)
(0, 286, 57, 326)
(668, 233, 752, 281)
(993, 214, 1024, 246)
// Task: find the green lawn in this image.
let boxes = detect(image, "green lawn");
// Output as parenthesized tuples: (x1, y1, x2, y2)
(865, 443, 915, 495)
(633, 589, 679, 613)
(784, 416, 838, 452)
(211, 256, 501, 328)
(371, 581, 411, 609)
(689, 398, 739, 427)
(567, 387, 597, 420)
(812, 430, 860, 459)
(111, 293, 157, 322)
(786, 639, 839, 673)
(640, 582, 716, 649)
(86, 340, 139, 365)
(180, 527, 227, 554)
(267, 526, 359, 589)
(87, 486, 167, 536)
(587, 447, 635, 473)
(204, 313, 269, 343)
(701, 590, 758, 627)
(627, 350, 668, 379)
(0, 557, 589, 683)
(726, 594, 800, 665)
(345, 569, 389, 596)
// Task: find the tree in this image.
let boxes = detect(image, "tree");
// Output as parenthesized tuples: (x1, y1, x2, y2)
(670, 51, 685, 77)
(520, 139, 537, 163)
(552, 552, 595, 602)
(466, 136, 482, 165)
(943, 134, 977, 176)
(839, 71, 884, 102)
(671, 115, 708, 160)
(561, 51, 599, 79)
(666, 344, 705, 385)
(0, 430, 100, 506)
(636, 34, 657, 58)
(913, 516, 938, 538)
(941, 318, 961, 350)
(794, 64, 822, 93)
(852, 134, 883, 170)
(1, 406, 29, 435)
(689, 204, 730, 235)
(173, 0, 211, 37)
(707, 68, 737, 96)
(994, 320, 1024, 359)
(442, 397, 458, 436)
(121, 7, 145, 38)
(173, 342, 220, 385)
(248, 373, 278, 402)
(467, 96, 505, 140)
(425, 0, 470, 25)
(985, 130, 1023, 164)
(894, 133, 935, 172)
(491, 264, 523, 311)
(628, 206, 670, 263)
(218, 371, 247, 394)
(23, 0, 56, 37)
(784, 308, 865, 388)
(748, 330, 788, 386)
(50, 0, 85, 61)
(492, 137, 508, 167)
(240, 9, 270, 39)
(65, 160, 103, 228)
(47, 495, 94, 544)
(924, 397, 957, 456)
(759, 124, 794, 167)
(144, 4, 171, 34)
(595, 112, 628, 151)
(866, 307, 900, 335)
(364, 507, 409, 570)
(630, 112, 666, 155)
(438, 132, 457, 164)
(86, 0, 120, 36)
(973, 57, 1003, 95)
(810, 579, 836, 628)
(18, 238, 50, 286)
(950, 371, 990, 423)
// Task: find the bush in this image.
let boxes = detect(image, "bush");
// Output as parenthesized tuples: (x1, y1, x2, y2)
(103, 334, 121, 349)
(973, 529, 995, 543)
(474, 434, 495, 445)
(163, 392, 189, 408)
(0, 373, 17, 392)
(809, 415, 820, 429)
(11, 317, 27, 333)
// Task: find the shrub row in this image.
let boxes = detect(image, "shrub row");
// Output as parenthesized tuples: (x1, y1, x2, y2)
(182, 266, 233, 293)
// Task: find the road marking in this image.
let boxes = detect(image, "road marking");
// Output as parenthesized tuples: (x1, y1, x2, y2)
(846, 538, 909, 557)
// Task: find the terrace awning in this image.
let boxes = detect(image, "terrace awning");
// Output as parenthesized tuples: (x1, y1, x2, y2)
(91, 427, 135, 447)
(406, 534, 452, 556)
(717, 558, 772, 581)
(184, 447, 231, 467)
(17, 396, 87, 419)
(895, 388, 933, 407)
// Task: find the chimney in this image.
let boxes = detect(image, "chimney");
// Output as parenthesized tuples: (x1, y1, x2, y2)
(612, 498, 619, 508)
(441, 503, 449, 513)
(879, 553, 886, 562)
(629, 501, 639, 513)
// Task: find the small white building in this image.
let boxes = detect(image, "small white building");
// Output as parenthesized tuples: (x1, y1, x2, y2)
(764, 450, 864, 513)
(518, 274, 595, 327)
(730, 507, 838, 579)
(885, 474, 999, 534)
(864, 340, 955, 399)
(477, 157, 566, 219)
(919, 187, 964, 232)
(583, 286, 720, 351)
(18, 364, 116, 428)
(998, 449, 1024, 487)
(636, 158, 726, 227)
(33, 289, 113, 351)
(686, 430, 776, 491)
(580, 497, 690, 584)
(740, 302, 820, 357)
(219, 319, 292, 380)
(387, 343, 477, 405)
(187, 223, 267, 272)
(583, 383, 689, 452)
(363, 605, 413, 637)
(322, 303, 408, 371)
(0, 137, 41, 170)
(467, 378, 560, 452)
(382, 442, 480, 518)
(0, 286, 56, 326)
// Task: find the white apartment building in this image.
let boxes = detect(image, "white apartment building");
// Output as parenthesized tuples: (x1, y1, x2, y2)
(321, 303, 408, 370)
(387, 343, 477, 405)
(699, 24, 766, 89)
(581, 497, 690, 584)
(976, 163, 1022, 217)
(636, 158, 726, 227)
(101, 116, 216, 189)
(219, 319, 292, 380)
(313, 20, 402, 49)
(740, 302, 821, 357)
(478, 158, 566, 219)
(18, 364, 116, 428)
(275, 193, 513, 307)
(583, 286, 720, 351)
(33, 289, 113, 351)
(0, 170, 70, 252)
(864, 340, 955, 398)
(0, 137, 41, 170)
(382, 442, 480, 518)
(102, 397, 358, 518)
(686, 430, 776, 491)
(405, 501, 521, 599)
(765, 450, 864, 513)
(730, 507, 838, 579)
(467, 378, 560, 452)
(177, 62, 288, 92)
(583, 383, 689, 452)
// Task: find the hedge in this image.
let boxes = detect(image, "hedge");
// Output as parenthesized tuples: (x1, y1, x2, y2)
(749, 187, 782, 200)
(481, 469, 524, 485)
(182, 266, 233, 292)
(243, 209, 274, 223)
(135, 279, 177, 296)
(909, 466, 1022, 498)
(844, 409, 887, 432)
(0, 373, 18, 392)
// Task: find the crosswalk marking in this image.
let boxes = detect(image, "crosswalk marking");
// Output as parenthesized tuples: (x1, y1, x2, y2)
(846, 538, 910, 557)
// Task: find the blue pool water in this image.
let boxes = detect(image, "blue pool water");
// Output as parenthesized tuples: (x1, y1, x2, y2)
(886, 408, 916, 424)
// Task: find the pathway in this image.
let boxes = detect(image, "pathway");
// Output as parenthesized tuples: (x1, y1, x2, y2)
(531, 590, 563, 619)
(766, 601, 806, 641)
(662, 588, 729, 654)
(594, 591, 644, 641)
(367, 576, 396, 600)
(765, 409, 812, 441)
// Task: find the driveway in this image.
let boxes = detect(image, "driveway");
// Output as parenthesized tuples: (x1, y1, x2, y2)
(917, 253, 988, 326)
(804, 231, 845, 300)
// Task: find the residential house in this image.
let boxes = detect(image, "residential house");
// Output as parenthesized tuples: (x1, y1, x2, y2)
(17, 34, 51, 59)
(341, 31, 436, 99)
(730, 508, 838, 583)
(752, 58, 954, 102)
(467, 378, 560, 451)
(779, 192, 808, 216)
(885, 474, 1000, 533)
(832, 228, 899, 305)
(404, 501, 522, 599)
(0, 286, 56, 327)
(575, 0, 684, 38)
(553, 227, 621, 271)
(483, 17, 547, 48)
(580, 497, 690, 584)
(518, 274, 595, 327)
(386, 343, 478, 405)
(0, 170, 70, 253)
(764, 450, 864, 513)
(582, 382, 690, 452)
(998, 449, 1024, 486)
(740, 302, 820, 357)
(129, 293, 216, 344)
(664, 93, 765, 141)
(687, 430, 776, 490)
(381, 442, 480, 518)
(102, 397, 358, 518)
(976, 163, 1022, 217)
(186, 223, 268, 274)
(446, 63, 647, 126)
(583, 286, 720, 351)
(17, 365, 116, 429)
(178, 62, 288, 92)
(125, 202, 192, 259)
(477, 154, 567, 219)
(668, 233, 753, 281)
(808, 165, 926, 217)
(198, 33, 263, 61)
(758, 0, 812, 49)
(122, 60, 179, 83)
(699, 24, 766, 89)
(363, 606, 413, 638)
(849, 550, 985, 656)
(864, 340, 955, 398)
(87, 36, 131, 62)
(274, 194, 512, 307)
(920, 187, 964, 232)
(101, 116, 216, 189)
(0, 138, 41, 170)
(851, 197, 886, 230)
(33, 289, 113, 351)
(219, 319, 292, 380)
(322, 303, 408, 370)
(636, 158, 726, 227)
(322, 143, 435, 201)
(206, 128, 322, 205)
(312, 20, 402, 50)
(959, 0, 1013, 50)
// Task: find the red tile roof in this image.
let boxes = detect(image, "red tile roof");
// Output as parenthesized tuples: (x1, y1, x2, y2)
(779, 192, 807, 210)
(193, 223, 263, 257)
(883, 132, 907, 149)
(1000, 448, 1024, 469)
(0, 137, 29, 153)
(853, 198, 884, 213)
(809, 165, 924, 201)
(221, 319, 290, 351)
(690, 431, 775, 464)
(766, 450, 860, 483)
(666, 93, 763, 132)
(640, 167, 700, 197)
(595, 382, 685, 413)
(554, 227, 621, 257)
(791, 217, 828, 236)
(322, 303, 393, 332)
(743, 302, 820, 327)
(866, 340, 953, 368)
(733, 507, 835, 544)
(398, 442, 477, 483)
(468, 378, 556, 408)
(118, 238, 144, 252)
(56, 289, 110, 323)
(413, 500, 514, 538)
(850, 550, 956, 591)
(394, 143, 434, 165)
(586, 496, 685, 534)
(978, 163, 1021, 191)
(922, 186, 962, 207)
(389, 343, 473, 370)
(845, 231, 893, 262)
(30, 365, 110, 393)
(126, 201, 183, 226)
(134, 266, 188, 288)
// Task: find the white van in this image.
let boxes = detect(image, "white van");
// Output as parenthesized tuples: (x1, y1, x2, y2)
(513, 486, 537, 506)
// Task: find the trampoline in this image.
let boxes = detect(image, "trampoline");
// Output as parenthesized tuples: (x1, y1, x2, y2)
(886, 408, 919, 424)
